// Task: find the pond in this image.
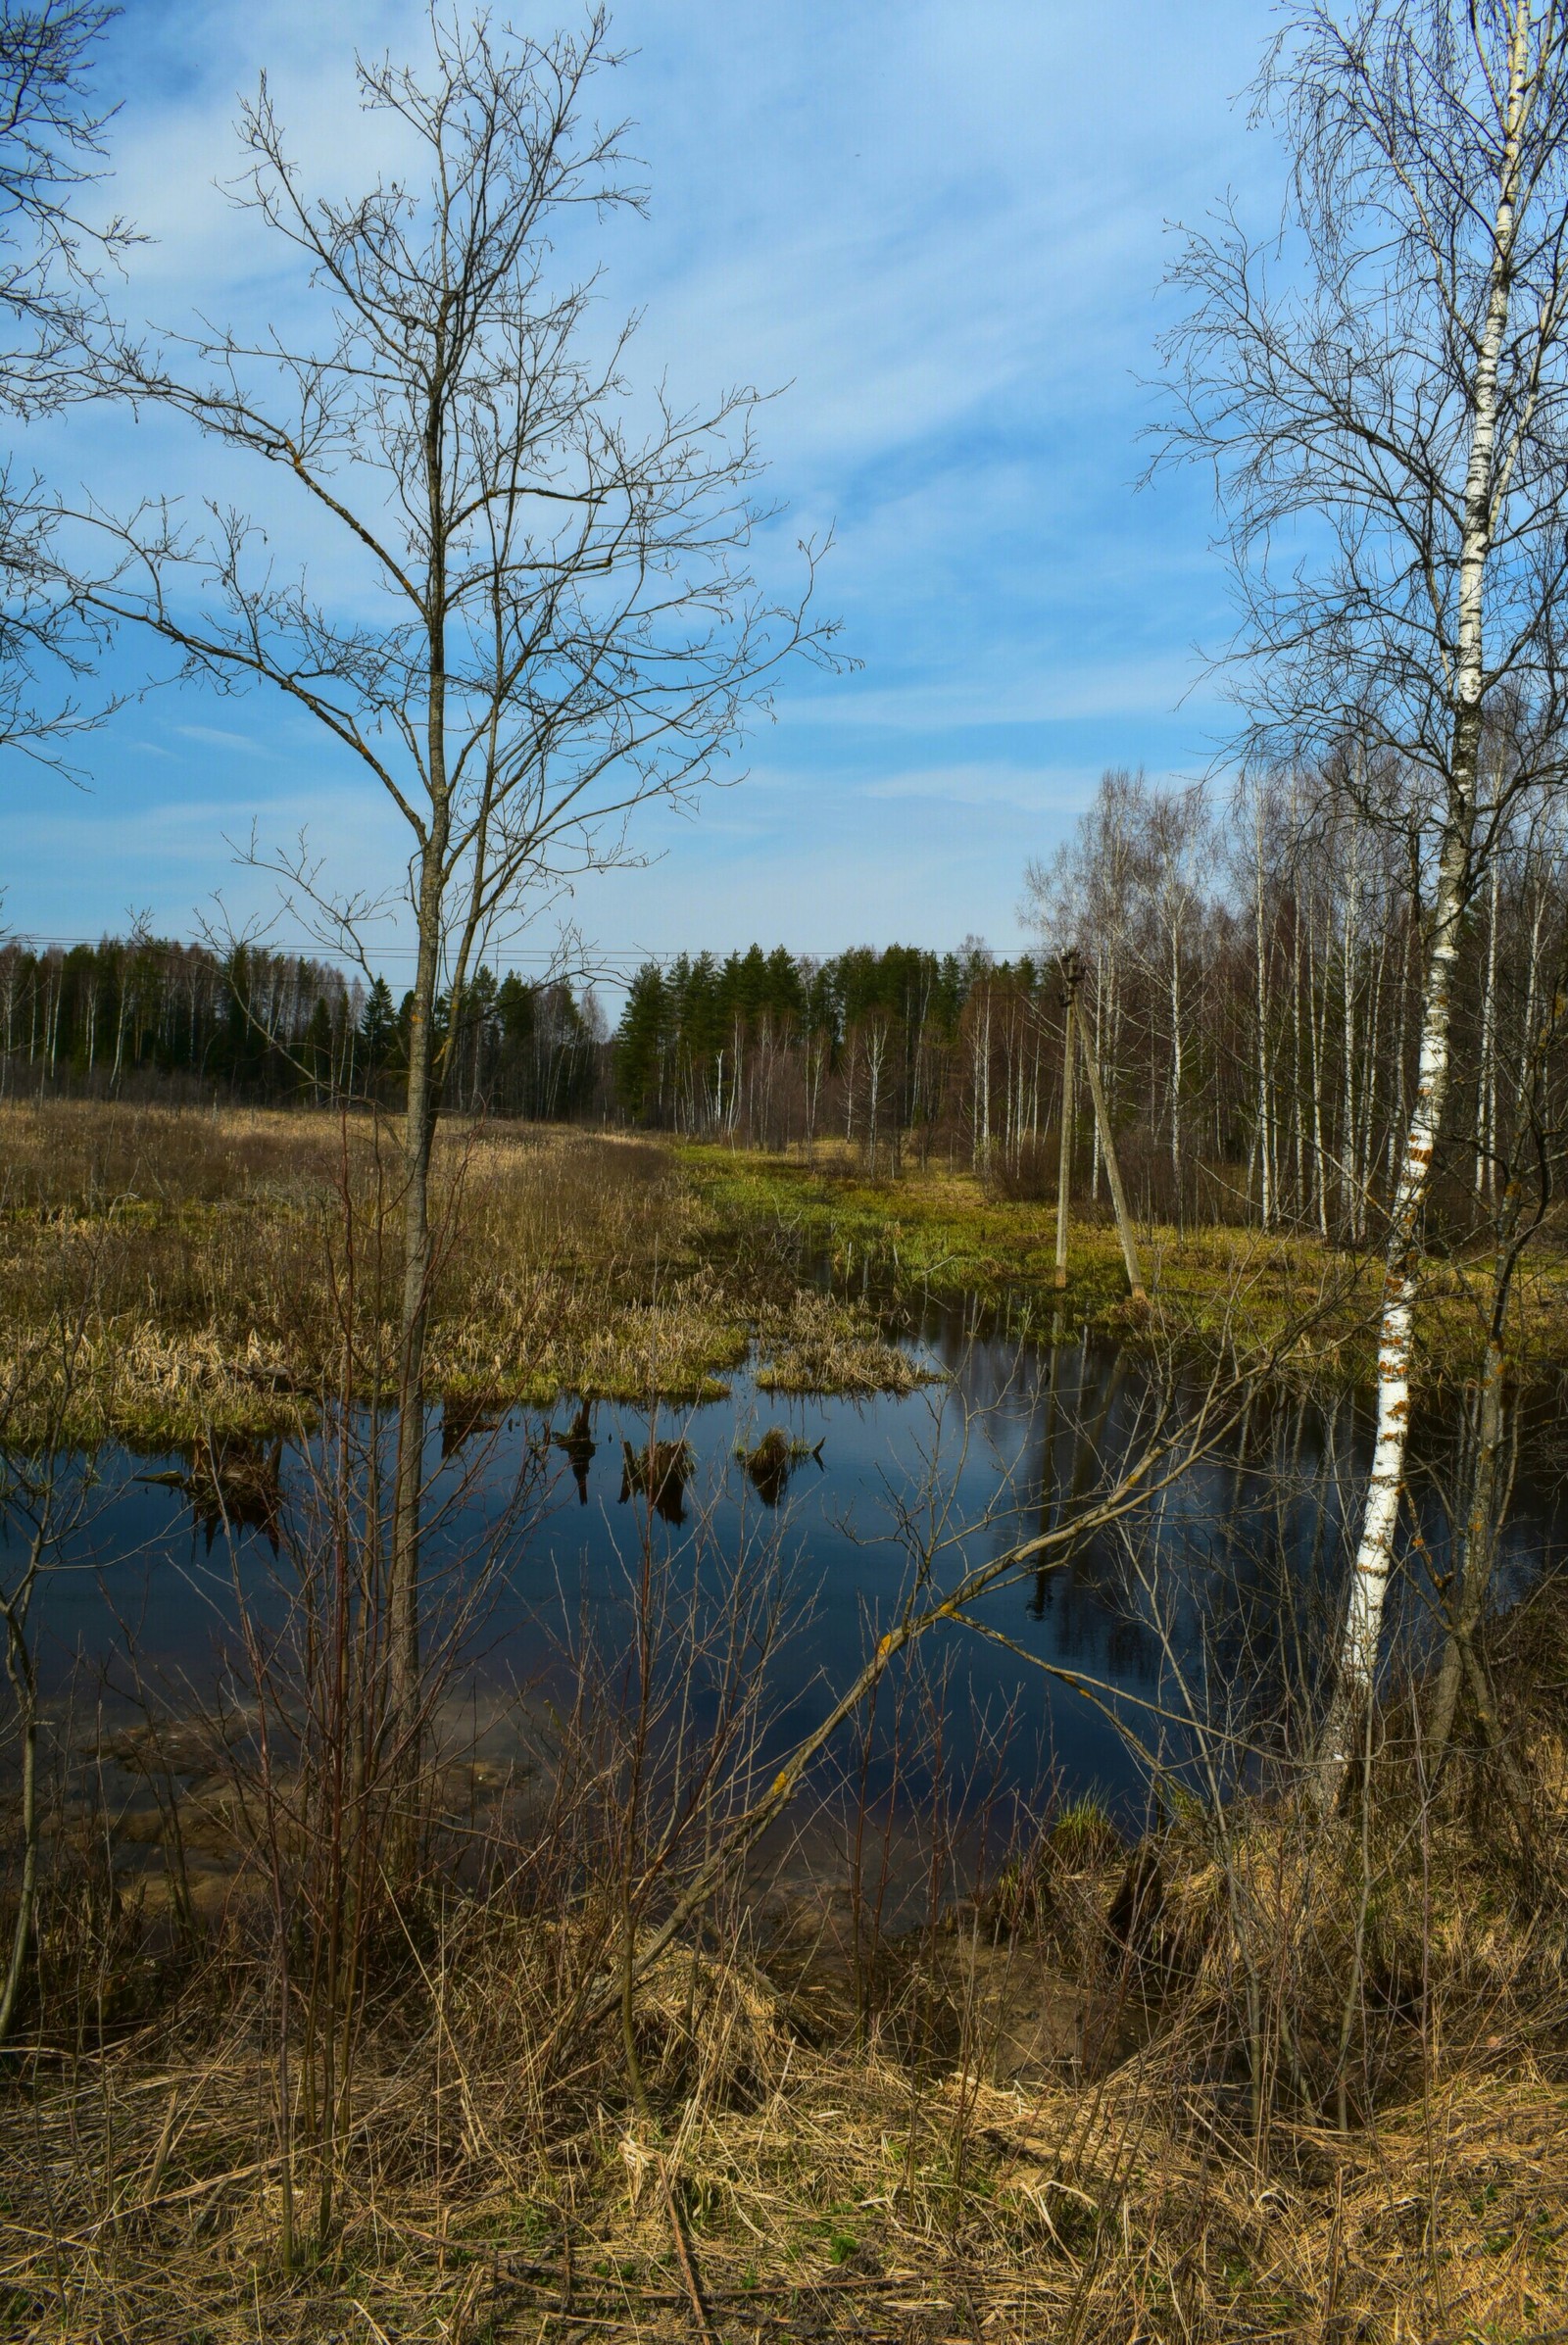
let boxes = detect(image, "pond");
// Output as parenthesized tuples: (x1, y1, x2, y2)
(9, 1308, 1564, 1828)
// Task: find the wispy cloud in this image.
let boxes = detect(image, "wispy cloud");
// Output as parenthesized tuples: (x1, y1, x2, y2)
(173, 722, 280, 757)
(3, 0, 1278, 953)
(861, 762, 1092, 812)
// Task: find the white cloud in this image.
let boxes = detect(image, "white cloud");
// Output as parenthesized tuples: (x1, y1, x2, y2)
(861, 762, 1091, 812)
(173, 721, 280, 757)
(5, 0, 1277, 950)
(784, 656, 1223, 733)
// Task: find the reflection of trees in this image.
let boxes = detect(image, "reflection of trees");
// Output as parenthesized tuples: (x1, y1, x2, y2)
(956, 1336, 1559, 1794)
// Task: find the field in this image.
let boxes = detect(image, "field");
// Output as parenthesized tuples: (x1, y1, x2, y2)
(6, 1099, 1566, 1451)
(0, 1104, 938, 1449)
(5, 1100, 1568, 2342)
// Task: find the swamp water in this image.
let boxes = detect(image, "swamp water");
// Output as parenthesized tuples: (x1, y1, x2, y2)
(10, 1305, 1566, 1831)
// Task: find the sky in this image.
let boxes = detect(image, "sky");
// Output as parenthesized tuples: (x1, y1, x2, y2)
(1, 0, 1286, 985)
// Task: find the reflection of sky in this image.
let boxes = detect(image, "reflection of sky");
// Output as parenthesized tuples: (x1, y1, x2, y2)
(4, 0, 1282, 970)
(14, 1331, 1562, 1826)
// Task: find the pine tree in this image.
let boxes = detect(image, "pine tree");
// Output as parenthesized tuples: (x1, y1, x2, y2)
(614, 962, 668, 1121)
(360, 975, 396, 1072)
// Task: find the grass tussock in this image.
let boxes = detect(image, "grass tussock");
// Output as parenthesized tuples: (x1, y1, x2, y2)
(754, 1286, 944, 1396)
(0, 1103, 925, 1446)
(7, 1582, 1568, 2342)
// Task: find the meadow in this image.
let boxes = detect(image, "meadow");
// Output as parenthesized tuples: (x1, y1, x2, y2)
(0, 1104, 937, 1451)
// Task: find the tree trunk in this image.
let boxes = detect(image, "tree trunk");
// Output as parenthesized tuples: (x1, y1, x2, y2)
(1168, 926, 1184, 1222)
(389, 503, 451, 1774)
(1341, 831, 1360, 1240)
(1309, 890, 1330, 1239)
(1429, 972, 1566, 1768)
(1426, 1329, 1506, 1765)
(1315, 0, 1532, 1808)
(1475, 852, 1500, 1200)
(0, 1586, 38, 2046)
(1076, 1015, 1147, 1305)
(389, 839, 444, 1762)
(1316, 788, 1474, 1798)
(1054, 999, 1075, 1291)
(1253, 785, 1273, 1230)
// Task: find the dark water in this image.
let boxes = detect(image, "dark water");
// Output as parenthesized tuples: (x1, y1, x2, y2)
(9, 1314, 1565, 1823)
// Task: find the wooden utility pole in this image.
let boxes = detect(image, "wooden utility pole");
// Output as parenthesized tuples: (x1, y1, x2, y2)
(1058, 950, 1147, 1306)
(1054, 977, 1075, 1291)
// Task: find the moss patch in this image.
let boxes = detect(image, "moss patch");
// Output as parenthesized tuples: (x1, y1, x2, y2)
(680, 1142, 1568, 1380)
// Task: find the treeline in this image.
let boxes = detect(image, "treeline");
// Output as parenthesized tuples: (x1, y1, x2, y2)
(16, 760, 1568, 1240)
(612, 766, 1568, 1234)
(0, 936, 604, 1119)
(612, 941, 1054, 1175)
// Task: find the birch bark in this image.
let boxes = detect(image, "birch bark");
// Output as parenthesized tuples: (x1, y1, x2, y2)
(1316, 4, 1535, 1800)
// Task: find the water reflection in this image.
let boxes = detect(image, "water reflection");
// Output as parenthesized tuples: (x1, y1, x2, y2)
(133, 1434, 285, 1553)
(7, 1322, 1563, 1818)
(740, 1429, 825, 1507)
(548, 1399, 597, 1503)
(618, 1436, 696, 1526)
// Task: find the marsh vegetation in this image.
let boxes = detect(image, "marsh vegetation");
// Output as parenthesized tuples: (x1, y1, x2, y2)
(4, 1099, 1568, 2341)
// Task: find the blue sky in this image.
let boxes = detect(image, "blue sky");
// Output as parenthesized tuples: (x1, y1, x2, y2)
(3, 0, 1283, 979)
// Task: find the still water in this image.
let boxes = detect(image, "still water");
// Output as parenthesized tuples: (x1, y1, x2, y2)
(11, 1314, 1563, 1820)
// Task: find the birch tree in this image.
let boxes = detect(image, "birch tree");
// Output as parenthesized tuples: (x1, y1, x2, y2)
(74, 9, 832, 1752)
(1158, 0, 1568, 1799)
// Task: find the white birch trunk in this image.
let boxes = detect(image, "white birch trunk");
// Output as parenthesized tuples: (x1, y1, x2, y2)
(1317, 1, 1532, 1801)
(1360, 918, 1387, 1222)
(1341, 830, 1361, 1240)
(1168, 923, 1184, 1213)
(1309, 888, 1331, 1240)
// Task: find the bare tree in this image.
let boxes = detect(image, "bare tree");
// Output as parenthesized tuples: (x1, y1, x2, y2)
(74, 8, 835, 1750)
(1157, 0, 1568, 1797)
(0, 0, 129, 763)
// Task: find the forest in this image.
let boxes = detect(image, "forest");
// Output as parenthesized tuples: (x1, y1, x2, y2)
(0, 935, 605, 1117)
(612, 761, 1568, 1238)
(12, 758, 1564, 1246)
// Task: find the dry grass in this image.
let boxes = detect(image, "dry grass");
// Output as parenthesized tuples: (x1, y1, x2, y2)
(7, 1101, 1561, 1451)
(5, 1829, 1568, 2343)
(9, 1103, 1568, 2341)
(0, 1102, 924, 1446)
(8, 1571, 1568, 2342)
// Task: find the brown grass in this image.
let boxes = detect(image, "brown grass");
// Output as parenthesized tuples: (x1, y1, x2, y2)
(0, 1102, 924, 1445)
(5, 1814, 1567, 2341)
(7, 1102, 1568, 2341)
(8, 1100, 1562, 1451)
(6, 1573, 1568, 2343)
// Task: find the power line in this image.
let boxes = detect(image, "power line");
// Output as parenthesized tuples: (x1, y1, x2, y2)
(0, 937, 970, 965)
(1, 935, 654, 967)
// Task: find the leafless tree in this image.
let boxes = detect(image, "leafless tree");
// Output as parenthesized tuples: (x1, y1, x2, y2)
(0, 0, 130, 764)
(73, 8, 837, 1752)
(1156, 0, 1568, 1797)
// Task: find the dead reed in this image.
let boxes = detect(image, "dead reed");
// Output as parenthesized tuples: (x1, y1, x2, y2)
(4, 1551, 1568, 2344)
(0, 1102, 922, 1446)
